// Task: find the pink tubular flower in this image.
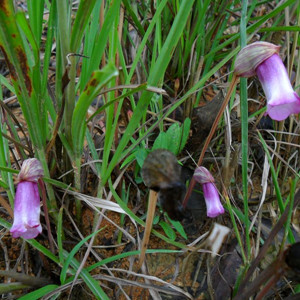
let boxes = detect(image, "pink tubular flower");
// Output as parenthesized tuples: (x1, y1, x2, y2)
(256, 54, 300, 120)
(194, 167, 225, 218)
(10, 158, 43, 239)
(234, 41, 300, 121)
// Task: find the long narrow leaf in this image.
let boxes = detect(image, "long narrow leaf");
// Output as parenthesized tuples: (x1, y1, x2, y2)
(70, 0, 97, 51)
(18, 285, 60, 300)
(60, 228, 103, 284)
(81, 0, 121, 89)
(63, 250, 109, 300)
(71, 63, 118, 156)
(104, 0, 195, 184)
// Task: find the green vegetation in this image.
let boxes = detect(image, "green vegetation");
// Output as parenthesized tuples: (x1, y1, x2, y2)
(0, 0, 299, 298)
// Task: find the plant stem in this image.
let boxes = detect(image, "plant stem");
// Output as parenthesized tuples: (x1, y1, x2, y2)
(74, 157, 82, 222)
(240, 0, 251, 261)
(36, 148, 57, 212)
(182, 75, 238, 208)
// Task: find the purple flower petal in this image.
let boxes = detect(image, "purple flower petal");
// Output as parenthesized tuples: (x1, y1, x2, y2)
(193, 166, 225, 218)
(235, 42, 300, 121)
(256, 54, 300, 121)
(10, 181, 42, 239)
(202, 182, 225, 218)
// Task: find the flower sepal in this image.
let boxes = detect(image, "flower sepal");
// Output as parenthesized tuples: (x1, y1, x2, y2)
(18, 158, 44, 182)
(234, 41, 280, 77)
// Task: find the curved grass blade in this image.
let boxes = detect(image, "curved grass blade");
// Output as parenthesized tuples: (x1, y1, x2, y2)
(62, 250, 109, 300)
(60, 228, 103, 284)
(18, 285, 59, 300)
(70, 0, 97, 51)
(71, 63, 118, 156)
(57, 207, 64, 264)
(81, 0, 122, 89)
(104, 0, 195, 184)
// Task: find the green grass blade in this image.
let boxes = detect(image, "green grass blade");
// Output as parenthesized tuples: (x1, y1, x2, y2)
(86, 249, 181, 273)
(18, 285, 60, 300)
(0, 0, 34, 117)
(79, 0, 102, 90)
(0, 74, 15, 94)
(86, 84, 147, 122)
(104, 0, 195, 184)
(60, 228, 103, 284)
(62, 250, 109, 300)
(257, 131, 295, 242)
(205, 0, 296, 61)
(257, 132, 285, 212)
(240, 0, 251, 261)
(0, 0, 48, 153)
(57, 207, 64, 264)
(0, 283, 30, 294)
(70, 0, 97, 51)
(41, 0, 56, 94)
(0, 216, 107, 298)
(81, 0, 121, 88)
(71, 63, 118, 156)
(15, 11, 39, 64)
(0, 123, 14, 205)
(27, 0, 45, 48)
